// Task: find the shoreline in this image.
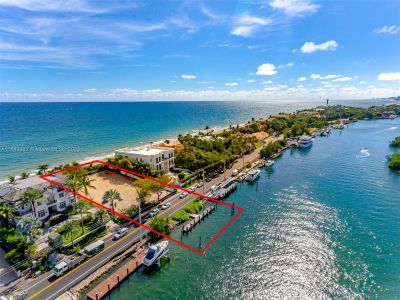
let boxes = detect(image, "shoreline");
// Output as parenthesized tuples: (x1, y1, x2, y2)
(0, 123, 242, 184)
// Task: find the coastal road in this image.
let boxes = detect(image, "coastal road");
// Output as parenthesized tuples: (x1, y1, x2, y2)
(21, 149, 262, 300)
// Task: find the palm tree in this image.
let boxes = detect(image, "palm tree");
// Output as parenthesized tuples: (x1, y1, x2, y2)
(20, 172, 29, 179)
(0, 199, 15, 223)
(102, 189, 122, 211)
(63, 220, 75, 247)
(21, 188, 42, 218)
(79, 176, 95, 198)
(16, 217, 42, 240)
(8, 176, 15, 184)
(37, 164, 49, 175)
(95, 209, 107, 225)
(76, 200, 89, 234)
(66, 177, 81, 212)
(133, 179, 153, 223)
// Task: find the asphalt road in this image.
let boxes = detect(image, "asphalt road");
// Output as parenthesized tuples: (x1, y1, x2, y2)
(22, 149, 260, 300)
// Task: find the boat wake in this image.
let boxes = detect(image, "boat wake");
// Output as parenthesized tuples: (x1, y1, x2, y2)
(358, 148, 370, 157)
(388, 126, 398, 130)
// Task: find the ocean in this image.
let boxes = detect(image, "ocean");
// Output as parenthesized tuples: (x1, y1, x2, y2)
(0, 99, 389, 180)
(105, 118, 400, 300)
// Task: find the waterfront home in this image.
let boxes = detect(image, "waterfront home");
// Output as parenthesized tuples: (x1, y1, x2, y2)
(115, 145, 174, 172)
(1, 176, 75, 222)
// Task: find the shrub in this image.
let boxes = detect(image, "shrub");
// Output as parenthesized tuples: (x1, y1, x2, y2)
(390, 136, 400, 148)
(49, 214, 68, 226)
(172, 210, 189, 223)
(183, 201, 203, 214)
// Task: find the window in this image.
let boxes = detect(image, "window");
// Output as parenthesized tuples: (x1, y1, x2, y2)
(38, 209, 46, 218)
(59, 201, 66, 209)
(59, 192, 64, 198)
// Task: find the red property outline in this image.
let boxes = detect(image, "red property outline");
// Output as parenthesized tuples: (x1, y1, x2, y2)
(40, 160, 243, 254)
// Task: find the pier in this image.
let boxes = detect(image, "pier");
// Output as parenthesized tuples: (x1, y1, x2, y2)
(86, 250, 146, 300)
(182, 204, 216, 234)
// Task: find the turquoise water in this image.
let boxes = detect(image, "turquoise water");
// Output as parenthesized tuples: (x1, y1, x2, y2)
(106, 119, 400, 299)
(0, 100, 387, 179)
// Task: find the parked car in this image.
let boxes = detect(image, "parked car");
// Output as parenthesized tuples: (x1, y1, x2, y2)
(197, 181, 204, 188)
(213, 173, 219, 178)
(179, 192, 188, 198)
(113, 227, 128, 240)
(188, 186, 196, 192)
(227, 163, 233, 169)
(161, 202, 171, 210)
(232, 169, 239, 176)
(219, 169, 224, 174)
(149, 208, 160, 217)
(205, 177, 213, 182)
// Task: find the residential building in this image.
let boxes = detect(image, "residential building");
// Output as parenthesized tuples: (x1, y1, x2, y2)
(115, 145, 174, 171)
(1, 175, 75, 222)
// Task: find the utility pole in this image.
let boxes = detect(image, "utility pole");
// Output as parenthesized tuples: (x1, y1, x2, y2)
(202, 170, 205, 195)
(223, 161, 226, 180)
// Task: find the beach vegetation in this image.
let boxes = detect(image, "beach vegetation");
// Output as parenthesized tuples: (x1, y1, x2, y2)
(37, 164, 49, 175)
(8, 176, 16, 184)
(20, 172, 29, 179)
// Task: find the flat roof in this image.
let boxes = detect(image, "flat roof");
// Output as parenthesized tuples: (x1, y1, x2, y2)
(116, 146, 172, 156)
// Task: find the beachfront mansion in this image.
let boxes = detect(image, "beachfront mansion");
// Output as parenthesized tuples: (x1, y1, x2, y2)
(115, 145, 174, 172)
(0, 175, 75, 223)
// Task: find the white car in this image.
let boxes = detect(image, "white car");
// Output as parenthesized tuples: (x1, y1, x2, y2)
(149, 208, 160, 217)
(197, 182, 204, 188)
(114, 227, 128, 240)
(188, 186, 196, 192)
(161, 202, 171, 210)
(179, 192, 188, 198)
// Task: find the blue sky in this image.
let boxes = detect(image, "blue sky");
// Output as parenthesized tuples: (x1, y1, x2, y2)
(0, 0, 399, 101)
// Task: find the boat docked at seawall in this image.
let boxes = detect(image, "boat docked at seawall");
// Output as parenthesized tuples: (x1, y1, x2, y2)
(245, 168, 261, 182)
(298, 135, 313, 148)
(265, 159, 274, 167)
(143, 240, 169, 267)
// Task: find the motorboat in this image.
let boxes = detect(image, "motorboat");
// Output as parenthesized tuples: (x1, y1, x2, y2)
(265, 159, 274, 167)
(143, 241, 169, 267)
(245, 168, 261, 182)
(298, 135, 313, 148)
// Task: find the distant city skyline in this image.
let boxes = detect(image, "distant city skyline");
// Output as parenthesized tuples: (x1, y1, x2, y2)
(0, 0, 399, 101)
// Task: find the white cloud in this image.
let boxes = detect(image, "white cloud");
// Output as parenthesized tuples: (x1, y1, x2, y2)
(230, 15, 272, 37)
(4, 85, 400, 102)
(333, 76, 358, 82)
(377, 72, 400, 81)
(373, 25, 400, 35)
(298, 76, 307, 81)
(262, 80, 273, 84)
(324, 74, 340, 79)
(181, 74, 196, 80)
(301, 40, 338, 53)
(270, 0, 319, 16)
(230, 26, 255, 37)
(83, 88, 97, 93)
(310, 73, 321, 80)
(247, 79, 255, 83)
(256, 63, 277, 75)
(279, 62, 294, 69)
(225, 82, 239, 86)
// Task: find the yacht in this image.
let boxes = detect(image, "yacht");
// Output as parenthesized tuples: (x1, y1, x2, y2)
(298, 135, 313, 148)
(143, 240, 169, 267)
(265, 159, 274, 167)
(389, 114, 396, 120)
(245, 168, 261, 182)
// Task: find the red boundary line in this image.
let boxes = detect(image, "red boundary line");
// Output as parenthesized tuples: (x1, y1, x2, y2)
(40, 160, 243, 254)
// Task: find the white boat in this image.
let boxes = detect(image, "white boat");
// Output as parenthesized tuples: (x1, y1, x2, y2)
(265, 159, 274, 167)
(389, 114, 397, 119)
(143, 241, 169, 267)
(245, 168, 261, 182)
(298, 135, 313, 148)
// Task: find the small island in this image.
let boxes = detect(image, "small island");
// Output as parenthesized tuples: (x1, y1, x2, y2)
(390, 136, 400, 148)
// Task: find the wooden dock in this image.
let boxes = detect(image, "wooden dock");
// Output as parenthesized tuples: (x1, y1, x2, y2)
(182, 205, 215, 234)
(86, 250, 146, 300)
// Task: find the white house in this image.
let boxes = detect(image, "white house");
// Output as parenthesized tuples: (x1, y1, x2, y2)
(115, 145, 174, 172)
(1, 175, 75, 222)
